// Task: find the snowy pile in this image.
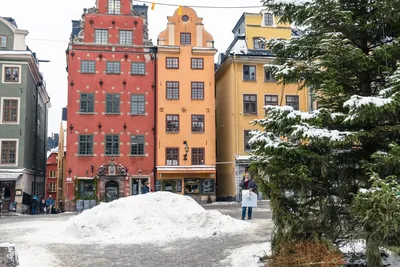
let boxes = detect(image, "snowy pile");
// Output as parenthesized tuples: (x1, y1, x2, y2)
(31, 192, 252, 245)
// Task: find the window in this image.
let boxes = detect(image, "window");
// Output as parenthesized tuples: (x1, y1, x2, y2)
(2, 99, 18, 123)
(80, 93, 94, 113)
(286, 95, 300, 110)
(192, 148, 205, 165)
(180, 32, 191, 45)
(243, 94, 257, 114)
(191, 58, 204, 69)
(106, 94, 120, 114)
(265, 95, 278, 106)
(253, 38, 265, 49)
(105, 135, 119, 155)
(131, 94, 145, 115)
(94, 29, 108, 44)
(166, 115, 179, 132)
(166, 148, 179, 166)
(191, 82, 204, 100)
(49, 171, 56, 178)
(131, 62, 145, 75)
(243, 65, 256, 81)
(0, 36, 7, 47)
(192, 115, 205, 133)
(1, 140, 17, 165)
(79, 135, 93, 155)
(106, 62, 120, 74)
(3, 66, 20, 83)
(263, 13, 274, 26)
(185, 179, 200, 194)
(119, 30, 132, 45)
(108, 0, 121, 14)
(166, 81, 179, 100)
(131, 135, 145, 156)
(81, 61, 96, 73)
(244, 130, 253, 151)
(166, 57, 179, 69)
(264, 70, 275, 82)
(48, 183, 56, 192)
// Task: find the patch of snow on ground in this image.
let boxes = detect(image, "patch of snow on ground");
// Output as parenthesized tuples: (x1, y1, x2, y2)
(24, 192, 253, 245)
(18, 245, 62, 267)
(220, 242, 271, 267)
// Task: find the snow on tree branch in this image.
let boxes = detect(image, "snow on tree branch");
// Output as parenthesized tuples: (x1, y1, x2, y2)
(292, 123, 351, 141)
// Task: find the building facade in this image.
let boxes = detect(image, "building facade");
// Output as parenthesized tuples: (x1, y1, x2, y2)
(156, 7, 217, 203)
(0, 17, 51, 213)
(65, 0, 155, 211)
(215, 12, 310, 200)
(45, 152, 58, 201)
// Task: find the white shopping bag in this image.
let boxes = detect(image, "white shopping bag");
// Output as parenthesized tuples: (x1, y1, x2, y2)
(242, 190, 257, 208)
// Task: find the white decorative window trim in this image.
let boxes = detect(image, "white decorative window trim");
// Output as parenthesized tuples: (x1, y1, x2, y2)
(0, 138, 19, 167)
(0, 97, 20, 125)
(2, 65, 22, 84)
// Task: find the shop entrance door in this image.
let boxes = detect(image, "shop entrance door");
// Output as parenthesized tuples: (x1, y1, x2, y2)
(132, 178, 149, 195)
(105, 181, 119, 202)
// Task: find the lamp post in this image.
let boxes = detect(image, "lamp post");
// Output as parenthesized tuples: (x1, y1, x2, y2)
(183, 141, 189, 161)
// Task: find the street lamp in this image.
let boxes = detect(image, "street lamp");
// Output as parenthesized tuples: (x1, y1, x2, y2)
(183, 141, 189, 161)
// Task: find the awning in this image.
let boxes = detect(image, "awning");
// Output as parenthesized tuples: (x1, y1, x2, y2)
(0, 173, 22, 181)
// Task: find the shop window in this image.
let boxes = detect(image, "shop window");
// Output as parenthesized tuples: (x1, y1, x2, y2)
(201, 179, 215, 194)
(185, 179, 200, 194)
(77, 180, 95, 199)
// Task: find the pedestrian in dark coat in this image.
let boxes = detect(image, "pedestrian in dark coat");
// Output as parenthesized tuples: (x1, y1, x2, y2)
(240, 171, 257, 220)
(31, 195, 38, 215)
(141, 182, 150, 194)
(39, 198, 46, 214)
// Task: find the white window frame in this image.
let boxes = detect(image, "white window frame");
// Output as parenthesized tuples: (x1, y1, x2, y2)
(2, 65, 22, 84)
(49, 170, 56, 178)
(0, 97, 20, 125)
(261, 11, 276, 27)
(48, 182, 56, 192)
(0, 138, 19, 166)
(0, 36, 7, 47)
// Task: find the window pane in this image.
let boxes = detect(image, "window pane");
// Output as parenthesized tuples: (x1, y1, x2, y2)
(81, 61, 96, 73)
(166, 58, 179, 69)
(166, 148, 179, 166)
(244, 131, 252, 151)
(180, 33, 191, 45)
(192, 148, 205, 165)
(243, 65, 256, 81)
(119, 30, 132, 45)
(105, 135, 119, 155)
(191, 58, 204, 69)
(244, 94, 257, 114)
(2, 99, 18, 123)
(80, 93, 94, 113)
(192, 115, 205, 132)
(131, 135, 145, 155)
(108, 0, 121, 14)
(166, 115, 179, 132)
(166, 82, 179, 100)
(95, 29, 108, 44)
(191, 82, 204, 100)
(286, 95, 299, 110)
(0, 36, 7, 47)
(106, 62, 120, 74)
(106, 94, 120, 114)
(131, 62, 145, 75)
(264, 13, 274, 26)
(79, 135, 93, 155)
(1, 141, 17, 164)
(4, 67, 19, 82)
(131, 95, 145, 115)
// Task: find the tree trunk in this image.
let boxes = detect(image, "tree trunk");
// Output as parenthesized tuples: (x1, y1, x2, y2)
(366, 234, 382, 267)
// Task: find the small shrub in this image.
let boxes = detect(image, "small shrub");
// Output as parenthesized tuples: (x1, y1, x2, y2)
(269, 241, 344, 267)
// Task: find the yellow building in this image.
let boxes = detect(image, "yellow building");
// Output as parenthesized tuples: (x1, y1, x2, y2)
(215, 11, 310, 200)
(156, 7, 217, 203)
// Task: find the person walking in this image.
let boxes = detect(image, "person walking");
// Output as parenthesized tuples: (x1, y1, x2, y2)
(240, 170, 257, 220)
(46, 195, 55, 214)
(141, 182, 150, 194)
(31, 195, 38, 215)
(39, 198, 46, 214)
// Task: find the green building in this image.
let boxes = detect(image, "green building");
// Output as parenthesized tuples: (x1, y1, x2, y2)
(0, 17, 51, 213)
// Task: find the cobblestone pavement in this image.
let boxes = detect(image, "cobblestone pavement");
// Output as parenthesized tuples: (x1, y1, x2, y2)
(0, 201, 272, 267)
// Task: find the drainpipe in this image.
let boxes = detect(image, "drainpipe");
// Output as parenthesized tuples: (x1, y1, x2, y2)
(33, 82, 41, 196)
(43, 98, 50, 199)
(153, 47, 158, 192)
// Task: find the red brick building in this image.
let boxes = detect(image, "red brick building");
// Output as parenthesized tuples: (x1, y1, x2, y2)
(45, 152, 58, 201)
(65, 0, 155, 211)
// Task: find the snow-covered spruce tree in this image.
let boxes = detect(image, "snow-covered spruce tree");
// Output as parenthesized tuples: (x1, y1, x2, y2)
(249, 0, 400, 263)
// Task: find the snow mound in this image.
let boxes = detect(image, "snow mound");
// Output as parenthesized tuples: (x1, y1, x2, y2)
(53, 192, 252, 245)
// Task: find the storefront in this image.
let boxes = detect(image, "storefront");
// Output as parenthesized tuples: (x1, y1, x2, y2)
(157, 166, 216, 204)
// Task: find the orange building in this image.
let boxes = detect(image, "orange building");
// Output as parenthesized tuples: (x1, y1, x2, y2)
(156, 7, 217, 203)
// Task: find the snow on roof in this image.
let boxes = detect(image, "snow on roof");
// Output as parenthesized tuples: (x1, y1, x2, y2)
(230, 38, 248, 55)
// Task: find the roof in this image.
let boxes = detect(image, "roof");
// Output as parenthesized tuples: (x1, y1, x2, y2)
(2, 17, 17, 28)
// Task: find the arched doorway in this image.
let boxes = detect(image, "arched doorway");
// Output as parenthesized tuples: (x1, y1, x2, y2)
(105, 181, 119, 202)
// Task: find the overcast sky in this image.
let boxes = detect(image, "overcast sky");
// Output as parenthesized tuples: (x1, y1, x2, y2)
(1, 0, 263, 136)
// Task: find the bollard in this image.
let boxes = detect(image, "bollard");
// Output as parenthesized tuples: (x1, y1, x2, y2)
(0, 243, 18, 267)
